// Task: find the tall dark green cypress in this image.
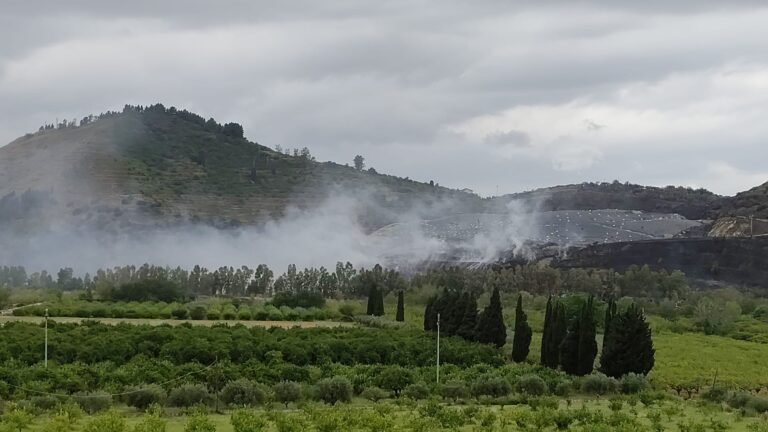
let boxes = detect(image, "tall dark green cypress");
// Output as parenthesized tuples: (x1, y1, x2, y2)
(456, 293, 479, 341)
(511, 295, 533, 362)
(376, 286, 385, 316)
(552, 302, 567, 366)
(366, 285, 378, 316)
(578, 296, 598, 375)
(396, 290, 405, 322)
(424, 296, 436, 331)
(476, 287, 506, 348)
(599, 303, 655, 378)
(539, 296, 557, 368)
(602, 298, 617, 354)
(559, 296, 598, 376)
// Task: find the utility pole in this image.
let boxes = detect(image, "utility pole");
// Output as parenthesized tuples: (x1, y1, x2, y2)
(44, 308, 49, 368)
(436, 313, 441, 385)
(750, 215, 754, 238)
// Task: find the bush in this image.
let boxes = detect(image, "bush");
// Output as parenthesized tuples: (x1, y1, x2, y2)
(74, 391, 112, 414)
(167, 384, 212, 407)
(237, 310, 252, 320)
(185, 412, 216, 432)
(701, 386, 728, 403)
(403, 383, 430, 400)
(221, 379, 267, 407)
(516, 374, 548, 396)
(132, 411, 167, 432)
(361, 387, 389, 402)
(440, 381, 469, 401)
(171, 307, 189, 320)
(271, 291, 325, 309)
(315, 376, 353, 405)
(83, 410, 126, 432)
(746, 396, 768, 413)
(230, 409, 268, 432)
(620, 373, 648, 394)
(471, 376, 512, 398)
(581, 374, 618, 396)
(123, 385, 166, 410)
(189, 306, 207, 320)
(273, 381, 301, 407)
(29, 395, 61, 411)
(206, 310, 221, 320)
(553, 381, 573, 397)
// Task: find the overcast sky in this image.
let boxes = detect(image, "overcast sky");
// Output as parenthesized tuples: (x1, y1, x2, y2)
(2, 1, 767, 197)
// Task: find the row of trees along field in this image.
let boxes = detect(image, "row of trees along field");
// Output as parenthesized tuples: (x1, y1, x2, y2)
(422, 289, 655, 379)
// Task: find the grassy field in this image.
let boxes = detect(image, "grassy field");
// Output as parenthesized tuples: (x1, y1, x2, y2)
(0, 315, 351, 328)
(13, 398, 768, 432)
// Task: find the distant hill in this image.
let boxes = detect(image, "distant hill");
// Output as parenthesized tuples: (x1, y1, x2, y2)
(716, 181, 768, 219)
(493, 182, 723, 220)
(0, 104, 486, 231)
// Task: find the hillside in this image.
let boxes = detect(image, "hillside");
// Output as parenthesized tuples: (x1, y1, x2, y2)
(0, 104, 486, 231)
(715, 181, 768, 219)
(493, 181, 723, 220)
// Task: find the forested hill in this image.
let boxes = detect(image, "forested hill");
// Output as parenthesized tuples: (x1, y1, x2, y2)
(0, 104, 486, 231)
(493, 182, 723, 220)
(716, 181, 768, 219)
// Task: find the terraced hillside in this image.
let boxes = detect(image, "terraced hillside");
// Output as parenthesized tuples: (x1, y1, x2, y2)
(0, 104, 486, 231)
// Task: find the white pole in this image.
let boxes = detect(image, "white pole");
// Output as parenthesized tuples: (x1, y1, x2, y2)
(44, 308, 49, 368)
(436, 313, 441, 385)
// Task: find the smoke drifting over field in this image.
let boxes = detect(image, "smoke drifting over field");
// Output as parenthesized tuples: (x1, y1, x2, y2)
(0, 189, 541, 275)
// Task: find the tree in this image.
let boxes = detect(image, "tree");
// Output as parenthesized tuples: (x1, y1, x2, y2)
(602, 298, 617, 354)
(456, 294, 479, 341)
(396, 291, 405, 322)
(475, 287, 506, 348)
(315, 376, 353, 405)
(273, 382, 301, 407)
(366, 285, 378, 316)
(560, 296, 597, 376)
(424, 297, 437, 331)
(353, 155, 365, 171)
(540, 296, 554, 368)
(511, 295, 532, 363)
(599, 303, 655, 378)
(376, 366, 413, 397)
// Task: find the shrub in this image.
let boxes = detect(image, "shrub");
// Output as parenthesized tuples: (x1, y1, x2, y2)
(167, 384, 212, 407)
(123, 385, 166, 410)
(440, 381, 469, 401)
(553, 381, 573, 397)
(747, 396, 768, 414)
(273, 381, 301, 407)
(471, 376, 512, 398)
(73, 391, 112, 414)
(516, 374, 548, 396)
(271, 291, 325, 309)
(729, 392, 753, 409)
(237, 310, 252, 320)
(221, 379, 267, 407)
(206, 310, 221, 320)
(185, 412, 216, 432)
(701, 386, 728, 403)
(189, 306, 207, 320)
(581, 374, 618, 396)
(338, 303, 358, 318)
(375, 365, 413, 397)
(132, 412, 167, 432)
(29, 395, 60, 411)
(230, 409, 268, 432)
(361, 387, 389, 402)
(315, 376, 353, 405)
(83, 410, 126, 432)
(403, 383, 430, 400)
(620, 373, 648, 394)
(171, 307, 189, 320)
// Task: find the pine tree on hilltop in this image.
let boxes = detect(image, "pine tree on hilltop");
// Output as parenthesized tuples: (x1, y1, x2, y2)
(540, 296, 555, 368)
(476, 287, 506, 348)
(396, 290, 405, 322)
(511, 294, 533, 363)
(599, 303, 655, 378)
(456, 293, 479, 341)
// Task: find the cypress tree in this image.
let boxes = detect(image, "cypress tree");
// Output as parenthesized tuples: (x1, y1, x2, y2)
(540, 296, 554, 367)
(559, 296, 598, 376)
(456, 293, 479, 341)
(599, 303, 655, 378)
(511, 295, 533, 362)
(602, 298, 617, 353)
(552, 302, 567, 367)
(476, 287, 506, 348)
(424, 296, 437, 331)
(376, 286, 385, 316)
(396, 290, 405, 322)
(577, 296, 598, 376)
(443, 291, 464, 336)
(366, 285, 378, 316)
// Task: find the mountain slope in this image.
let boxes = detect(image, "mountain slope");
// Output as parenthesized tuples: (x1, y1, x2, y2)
(493, 181, 723, 220)
(0, 104, 486, 231)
